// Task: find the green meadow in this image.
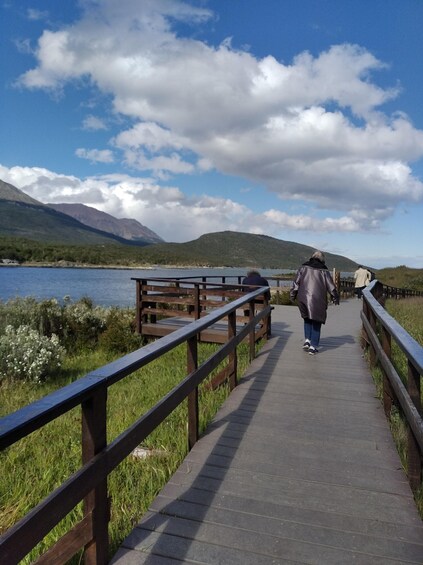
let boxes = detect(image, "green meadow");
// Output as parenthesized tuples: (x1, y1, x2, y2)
(0, 298, 254, 563)
(369, 297, 423, 516)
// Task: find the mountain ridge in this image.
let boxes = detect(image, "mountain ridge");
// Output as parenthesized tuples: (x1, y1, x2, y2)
(0, 179, 359, 270)
(47, 202, 163, 243)
(0, 180, 155, 246)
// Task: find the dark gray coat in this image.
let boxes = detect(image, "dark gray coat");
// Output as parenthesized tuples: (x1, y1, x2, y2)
(290, 259, 338, 323)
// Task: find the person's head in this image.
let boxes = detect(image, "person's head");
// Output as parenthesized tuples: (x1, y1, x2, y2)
(247, 269, 260, 277)
(311, 250, 325, 263)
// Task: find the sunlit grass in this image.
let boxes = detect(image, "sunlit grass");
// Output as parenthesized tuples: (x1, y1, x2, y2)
(368, 297, 423, 518)
(0, 338, 254, 563)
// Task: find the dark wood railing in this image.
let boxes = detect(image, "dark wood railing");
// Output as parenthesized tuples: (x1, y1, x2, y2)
(339, 277, 423, 300)
(0, 288, 271, 565)
(132, 277, 273, 343)
(361, 280, 423, 491)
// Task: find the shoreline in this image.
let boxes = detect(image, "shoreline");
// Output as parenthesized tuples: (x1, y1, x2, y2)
(0, 262, 218, 270)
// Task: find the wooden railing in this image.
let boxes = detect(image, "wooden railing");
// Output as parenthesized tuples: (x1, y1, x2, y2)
(339, 278, 423, 300)
(361, 280, 423, 491)
(0, 288, 271, 565)
(132, 277, 273, 342)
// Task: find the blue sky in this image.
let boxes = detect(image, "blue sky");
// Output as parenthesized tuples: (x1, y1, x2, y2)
(1, 0, 423, 268)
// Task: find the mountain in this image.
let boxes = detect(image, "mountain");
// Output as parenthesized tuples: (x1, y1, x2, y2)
(0, 180, 358, 270)
(0, 179, 44, 206)
(134, 231, 358, 271)
(48, 203, 163, 244)
(0, 180, 149, 245)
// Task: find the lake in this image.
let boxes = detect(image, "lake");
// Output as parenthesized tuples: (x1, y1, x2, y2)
(0, 266, 291, 307)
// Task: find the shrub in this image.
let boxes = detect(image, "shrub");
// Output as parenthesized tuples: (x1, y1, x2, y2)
(98, 309, 143, 354)
(0, 297, 63, 337)
(0, 325, 65, 383)
(62, 298, 109, 351)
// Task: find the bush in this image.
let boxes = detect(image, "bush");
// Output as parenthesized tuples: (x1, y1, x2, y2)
(0, 325, 65, 383)
(270, 289, 292, 305)
(61, 297, 109, 351)
(98, 309, 143, 354)
(0, 297, 63, 337)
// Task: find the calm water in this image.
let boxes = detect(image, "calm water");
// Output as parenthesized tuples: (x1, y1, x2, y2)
(0, 266, 290, 307)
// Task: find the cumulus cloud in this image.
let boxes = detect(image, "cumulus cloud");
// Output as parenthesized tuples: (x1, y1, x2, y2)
(14, 0, 423, 234)
(0, 164, 381, 242)
(82, 115, 108, 131)
(75, 148, 114, 163)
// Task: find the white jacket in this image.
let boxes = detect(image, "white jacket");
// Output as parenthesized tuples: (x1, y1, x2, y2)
(354, 267, 370, 287)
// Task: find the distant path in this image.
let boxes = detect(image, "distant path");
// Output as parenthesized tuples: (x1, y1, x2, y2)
(111, 299, 423, 564)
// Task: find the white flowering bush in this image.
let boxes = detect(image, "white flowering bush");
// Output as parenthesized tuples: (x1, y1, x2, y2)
(62, 298, 109, 350)
(0, 297, 63, 337)
(0, 325, 65, 383)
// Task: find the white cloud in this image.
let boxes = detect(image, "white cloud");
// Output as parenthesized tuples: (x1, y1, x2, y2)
(0, 164, 396, 243)
(27, 9, 49, 21)
(113, 122, 185, 151)
(262, 210, 362, 232)
(13, 0, 423, 233)
(82, 115, 108, 131)
(75, 148, 114, 163)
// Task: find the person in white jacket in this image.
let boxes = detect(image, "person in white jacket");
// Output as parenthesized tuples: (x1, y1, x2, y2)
(354, 265, 371, 298)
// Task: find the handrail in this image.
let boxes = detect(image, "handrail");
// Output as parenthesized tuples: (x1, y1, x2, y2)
(361, 280, 423, 491)
(0, 287, 271, 565)
(132, 276, 273, 341)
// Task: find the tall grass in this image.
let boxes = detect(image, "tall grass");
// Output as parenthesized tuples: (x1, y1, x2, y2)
(368, 297, 423, 517)
(0, 324, 254, 562)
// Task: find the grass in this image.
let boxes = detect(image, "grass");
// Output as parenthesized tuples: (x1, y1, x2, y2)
(377, 266, 423, 292)
(0, 339, 254, 563)
(368, 296, 423, 517)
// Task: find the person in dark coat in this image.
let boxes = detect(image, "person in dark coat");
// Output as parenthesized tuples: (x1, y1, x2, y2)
(242, 269, 269, 292)
(290, 251, 339, 355)
(242, 269, 269, 318)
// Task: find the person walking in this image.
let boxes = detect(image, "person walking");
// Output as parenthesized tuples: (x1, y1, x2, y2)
(354, 265, 371, 299)
(290, 251, 339, 355)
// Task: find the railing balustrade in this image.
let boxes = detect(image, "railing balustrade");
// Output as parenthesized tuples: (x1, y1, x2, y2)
(361, 280, 423, 491)
(132, 277, 273, 342)
(1, 272, 421, 564)
(0, 287, 271, 565)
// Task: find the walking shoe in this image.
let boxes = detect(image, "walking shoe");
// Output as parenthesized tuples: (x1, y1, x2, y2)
(308, 346, 318, 355)
(302, 339, 311, 350)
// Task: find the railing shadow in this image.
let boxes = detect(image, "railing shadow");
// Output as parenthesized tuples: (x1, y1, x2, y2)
(111, 323, 290, 563)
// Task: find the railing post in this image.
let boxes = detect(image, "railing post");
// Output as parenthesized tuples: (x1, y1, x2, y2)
(367, 302, 377, 367)
(187, 335, 199, 450)
(228, 311, 238, 390)
(263, 291, 271, 338)
(407, 360, 422, 491)
(201, 277, 207, 307)
(381, 325, 395, 417)
(136, 280, 141, 334)
(333, 269, 340, 296)
(140, 279, 148, 326)
(248, 298, 255, 362)
(194, 285, 201, 320)
(82, 389, 109, 565)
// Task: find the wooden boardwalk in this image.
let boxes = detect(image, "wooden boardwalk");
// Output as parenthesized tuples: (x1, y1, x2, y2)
(111, 299, 423, 564)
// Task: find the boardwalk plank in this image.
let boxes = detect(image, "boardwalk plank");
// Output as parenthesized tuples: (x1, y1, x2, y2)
(111, 299, 423, 564)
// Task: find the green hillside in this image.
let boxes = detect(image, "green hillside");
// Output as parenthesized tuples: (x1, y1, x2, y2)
(0, 231, 358, 271)
(0, 200, 145, 246)
(132, 231, 358, 271)
(0, 179, 358, 270)
(376, 266, 423, 291)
